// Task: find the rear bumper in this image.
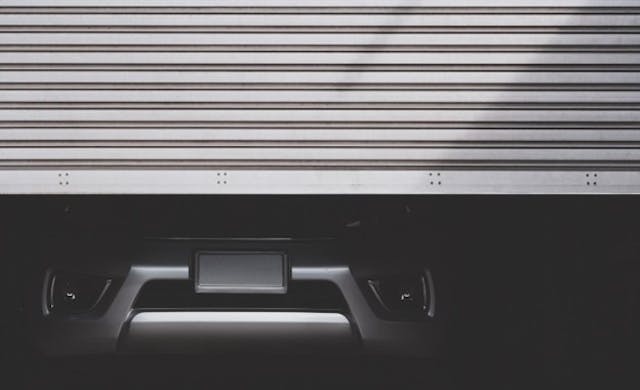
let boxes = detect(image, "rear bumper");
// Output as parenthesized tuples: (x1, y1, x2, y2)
(32, 239, 443, 357)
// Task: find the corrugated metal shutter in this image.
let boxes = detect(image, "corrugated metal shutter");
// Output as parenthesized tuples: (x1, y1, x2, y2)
(1, 0, 640, 194)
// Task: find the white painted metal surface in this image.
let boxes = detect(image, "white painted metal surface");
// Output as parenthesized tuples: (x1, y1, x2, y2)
(1, 0, 640, 194)
(0, 170, 633, 194)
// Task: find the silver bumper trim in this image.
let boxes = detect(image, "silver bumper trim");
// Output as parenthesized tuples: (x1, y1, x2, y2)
(122, 311, 355, 352)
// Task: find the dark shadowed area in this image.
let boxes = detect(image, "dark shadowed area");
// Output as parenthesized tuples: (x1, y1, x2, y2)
(1, 196, 639, 389)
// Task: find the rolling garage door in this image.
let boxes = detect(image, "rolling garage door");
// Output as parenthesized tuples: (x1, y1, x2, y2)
(1, 0, 640, 194)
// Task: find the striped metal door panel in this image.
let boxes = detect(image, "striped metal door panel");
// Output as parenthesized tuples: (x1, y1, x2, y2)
(1, 0, 640, 194)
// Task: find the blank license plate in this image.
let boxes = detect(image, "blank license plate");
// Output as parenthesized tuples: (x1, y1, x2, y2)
(194, 252, 287, 294)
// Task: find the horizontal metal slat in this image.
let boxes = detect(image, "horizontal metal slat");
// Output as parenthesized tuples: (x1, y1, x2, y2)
(2, 14, 639, 27)
(2, 52, 639, 65)
(3, 147, 640, 162)
(1, 109, 638, 122)
(2, 0, 638, 7)
(2, 71, 636, 85)
(2, 90, 638, 103)
(2, 129, 640, 142)
(2, 33, 639, 46)
(1, 169, 637, 195)
(2, 0, 639, 7)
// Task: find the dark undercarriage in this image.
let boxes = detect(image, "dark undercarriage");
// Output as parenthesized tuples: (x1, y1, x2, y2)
(1, 196, 639, 389)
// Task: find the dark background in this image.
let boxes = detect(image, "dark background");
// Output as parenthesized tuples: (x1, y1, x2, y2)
(1, 196, 639, 389)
